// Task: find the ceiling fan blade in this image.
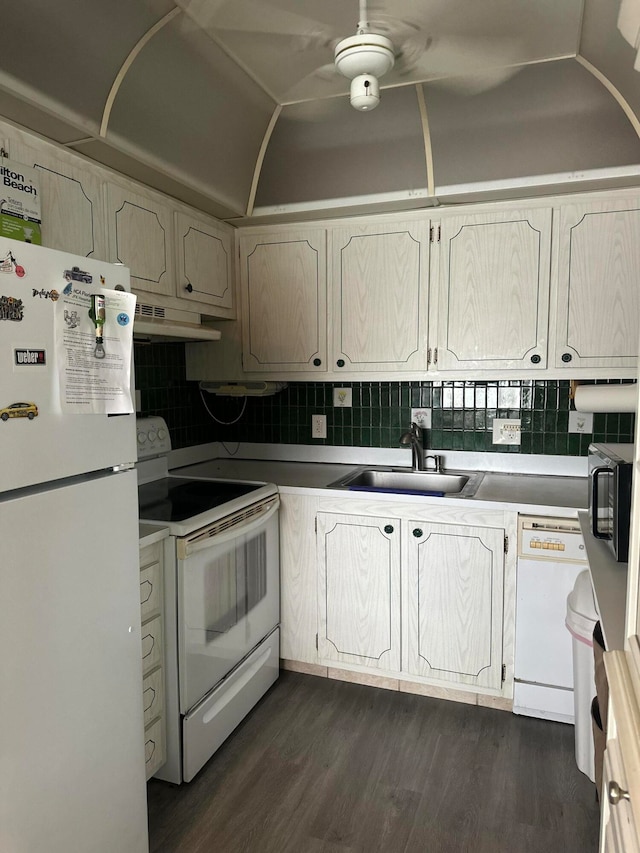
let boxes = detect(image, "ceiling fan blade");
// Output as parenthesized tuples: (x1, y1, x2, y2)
(396, 33, 523, 80)
(425, 64, 523, 95)
(281, 63, 345, 104)
(280, 97, 349, 123)
(176, 0, 335, 43)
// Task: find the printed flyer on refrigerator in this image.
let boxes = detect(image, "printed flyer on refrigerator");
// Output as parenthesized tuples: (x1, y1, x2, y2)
(55, 284, 136, 414)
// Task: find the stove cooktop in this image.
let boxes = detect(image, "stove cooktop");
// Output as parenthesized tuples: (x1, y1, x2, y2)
(138, 477, 264, 523)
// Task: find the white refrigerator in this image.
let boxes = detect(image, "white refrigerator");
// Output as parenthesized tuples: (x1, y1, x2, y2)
(0, 239, 148, 852)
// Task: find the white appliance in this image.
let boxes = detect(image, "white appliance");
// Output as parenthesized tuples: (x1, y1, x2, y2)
(136, 417, 280, 784)
(0, 239, 148, 853)
(514, 515, 588, 723)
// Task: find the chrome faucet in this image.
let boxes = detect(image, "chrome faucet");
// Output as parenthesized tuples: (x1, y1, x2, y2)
(399, 422, 426, 471)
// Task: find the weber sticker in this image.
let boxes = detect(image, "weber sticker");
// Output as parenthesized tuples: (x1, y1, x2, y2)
(14, 348, 46, 366)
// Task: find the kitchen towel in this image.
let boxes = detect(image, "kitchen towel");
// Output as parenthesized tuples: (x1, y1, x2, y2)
(574, 383, 637, 413)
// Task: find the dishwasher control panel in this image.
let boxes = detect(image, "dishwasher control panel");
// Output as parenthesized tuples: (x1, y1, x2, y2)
(518, 516, 587, 562)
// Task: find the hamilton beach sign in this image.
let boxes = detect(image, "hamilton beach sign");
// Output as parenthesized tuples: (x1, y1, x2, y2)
(0, 157, 41, 244)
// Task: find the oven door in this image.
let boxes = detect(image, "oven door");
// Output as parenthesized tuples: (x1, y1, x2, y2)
(177, 495, 280, 713)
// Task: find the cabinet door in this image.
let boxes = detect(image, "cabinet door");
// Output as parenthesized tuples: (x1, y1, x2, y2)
(601, 645, 640, 853)
(330, 221, 429, 372)
(317, 512, 400, 672)
(175, 211, 233, 313)
(240, 229, 327, 373)
(11, 137, 106, 259)
(555, 199, 640, 370)
(436, 209, 551, 371)
(106, 183, 173, 297)
(279, 494, 319, 665)
(405, 521, 504, 690)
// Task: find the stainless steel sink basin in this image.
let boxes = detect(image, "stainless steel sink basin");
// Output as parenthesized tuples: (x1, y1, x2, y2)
(328, 467, 484, 498)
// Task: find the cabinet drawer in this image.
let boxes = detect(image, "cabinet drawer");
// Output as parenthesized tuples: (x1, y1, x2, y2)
(140, 541, 161, 571)
(142, 666, 164, 728)
(141, 616, 163, 675)
(140, 561, 162, 620)
(144, 716, 165, 780)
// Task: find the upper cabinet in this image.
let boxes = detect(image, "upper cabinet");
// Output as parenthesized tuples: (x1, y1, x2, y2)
(330, 221, 430, 373)
(239, 228, 327, 373)
(554, 198, 640, 370)
(105, 183, 174, 298)
(10, 135, 107, 260)
(175, 212, 233, 312)
(435, 209, 551, 372)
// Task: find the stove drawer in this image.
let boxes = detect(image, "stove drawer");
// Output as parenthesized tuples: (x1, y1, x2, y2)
(182, 628, 279, 783)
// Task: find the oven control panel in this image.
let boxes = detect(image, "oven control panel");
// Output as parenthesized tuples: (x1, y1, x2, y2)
(136, 416, 172, 459)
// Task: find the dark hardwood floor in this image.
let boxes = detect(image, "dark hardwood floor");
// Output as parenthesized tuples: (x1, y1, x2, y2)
(147, 671, 600, 853)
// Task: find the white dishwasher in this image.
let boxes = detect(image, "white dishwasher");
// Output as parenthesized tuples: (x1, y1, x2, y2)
(514, 515, 588, 723)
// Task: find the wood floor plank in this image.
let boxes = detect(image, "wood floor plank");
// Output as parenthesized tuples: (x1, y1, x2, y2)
(147, 671, 600, 853)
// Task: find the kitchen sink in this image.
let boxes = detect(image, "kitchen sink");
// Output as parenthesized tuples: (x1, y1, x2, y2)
(328, 467, 484, 498)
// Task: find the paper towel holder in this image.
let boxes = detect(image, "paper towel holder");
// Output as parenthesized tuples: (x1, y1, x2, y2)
(569, 380, 584, 401)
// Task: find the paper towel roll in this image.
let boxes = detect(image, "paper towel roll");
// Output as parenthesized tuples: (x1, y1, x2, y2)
(574, 383, 638, 413)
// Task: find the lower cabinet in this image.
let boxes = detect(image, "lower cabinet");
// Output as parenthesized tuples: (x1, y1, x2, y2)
(314, 502, 511, 697)
(404, 521, 505, 691)
(317, 512, 401, 672)
(600, 642, 640, 852)
(139, 539, 166, 780)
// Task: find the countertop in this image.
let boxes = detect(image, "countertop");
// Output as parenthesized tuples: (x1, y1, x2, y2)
(139, 523, 170, 548)
(173, 458, 588, 515)
(578, 511, 628, 651)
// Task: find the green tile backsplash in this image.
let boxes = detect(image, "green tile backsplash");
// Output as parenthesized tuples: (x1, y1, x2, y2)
(135, 343, 635, 453)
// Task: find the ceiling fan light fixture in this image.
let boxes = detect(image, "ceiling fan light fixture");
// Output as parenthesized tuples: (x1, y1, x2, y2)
(334, 33, 395, 80)
(350, 74, 380, 110)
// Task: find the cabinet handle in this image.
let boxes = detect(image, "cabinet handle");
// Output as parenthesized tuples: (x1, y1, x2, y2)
(384, 524, 394, 534)
(608, 781, 631, 805)
(336, 359, 345, 368)
(313, 358, 322, 367)
(412, 528, 423, 538)
(530, 354, 541, 364)
(561, 352, 572, 363)
(185, 283, 193, 293)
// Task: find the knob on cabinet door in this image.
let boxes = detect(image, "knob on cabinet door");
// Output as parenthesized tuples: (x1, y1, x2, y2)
(412, 528, 423, 538)
(185, 283, 193, 293)
(530, 354, 541, 364)
(384, 525, 394, 534)
(608, 781, 631, 805)
(561, 353, 573, 363)
(313, 358, 322, 367)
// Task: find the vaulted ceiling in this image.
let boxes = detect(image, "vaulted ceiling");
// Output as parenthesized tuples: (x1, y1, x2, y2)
(1, 0, 639, 222)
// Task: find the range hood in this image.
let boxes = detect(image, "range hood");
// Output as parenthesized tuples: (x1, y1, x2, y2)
(133, 301, 221, 342)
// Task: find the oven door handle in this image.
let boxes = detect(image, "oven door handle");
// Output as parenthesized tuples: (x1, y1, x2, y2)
(179, 497, 279, 558)
(591, 466, 610, 540)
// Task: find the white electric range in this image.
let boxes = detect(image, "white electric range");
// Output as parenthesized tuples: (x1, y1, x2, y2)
(137, 417, 280, 784)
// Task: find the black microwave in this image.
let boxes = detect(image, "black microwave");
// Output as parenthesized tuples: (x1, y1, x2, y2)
(588, 443, 634, 562)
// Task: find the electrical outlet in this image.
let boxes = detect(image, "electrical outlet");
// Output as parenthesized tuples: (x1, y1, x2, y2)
(311, 414, 327, 439)
(492, 418, 521, 445)
(333, 388, 352, 407)
(411, 408, 431, 429)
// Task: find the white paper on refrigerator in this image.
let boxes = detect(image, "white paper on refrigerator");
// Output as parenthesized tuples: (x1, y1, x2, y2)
(55, 285, 136, 414)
